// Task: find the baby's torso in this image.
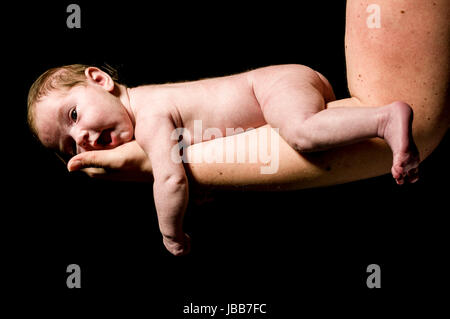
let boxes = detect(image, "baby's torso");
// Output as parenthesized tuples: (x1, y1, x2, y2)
(142, 72, 266, 144)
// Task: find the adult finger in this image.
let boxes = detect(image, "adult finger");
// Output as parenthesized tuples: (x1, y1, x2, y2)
(67, 150, 115, 172)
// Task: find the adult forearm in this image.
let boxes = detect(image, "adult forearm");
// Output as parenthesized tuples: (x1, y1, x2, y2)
(183, 98, 392, 191)
(79, 92, 444, 190)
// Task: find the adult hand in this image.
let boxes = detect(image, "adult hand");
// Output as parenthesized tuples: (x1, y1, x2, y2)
(67, 140, 154, 182)
(67, 139, 217, 205)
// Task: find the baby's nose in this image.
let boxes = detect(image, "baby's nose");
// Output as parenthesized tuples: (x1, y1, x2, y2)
(76, 130, 100, 150)
(76, 130, 103, 151)
(76, 130, 89, 147)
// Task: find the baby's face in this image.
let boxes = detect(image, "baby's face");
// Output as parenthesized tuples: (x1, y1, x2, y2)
(34, 83, 134, 159)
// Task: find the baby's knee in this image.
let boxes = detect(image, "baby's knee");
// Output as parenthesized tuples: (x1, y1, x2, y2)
(291, 137, 319, 153)
(282, 125, 319, 153)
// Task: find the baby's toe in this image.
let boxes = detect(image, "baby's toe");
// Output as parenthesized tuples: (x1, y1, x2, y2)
(406, 167, 419, 183)
(391, 165, 404, 182)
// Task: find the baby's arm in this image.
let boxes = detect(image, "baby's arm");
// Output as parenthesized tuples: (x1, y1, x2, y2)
(135, 114, 190, 256)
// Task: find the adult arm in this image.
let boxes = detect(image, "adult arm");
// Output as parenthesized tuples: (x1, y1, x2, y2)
(69, 0, 449, 190)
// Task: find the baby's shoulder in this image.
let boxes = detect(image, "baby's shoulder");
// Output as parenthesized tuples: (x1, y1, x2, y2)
(131, 85, 182, 127)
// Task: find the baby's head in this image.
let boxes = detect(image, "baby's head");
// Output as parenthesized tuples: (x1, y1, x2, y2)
(28, 64, 135, 161)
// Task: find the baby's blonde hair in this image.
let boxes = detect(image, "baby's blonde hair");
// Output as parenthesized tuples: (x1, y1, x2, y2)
(27, 64, 118, 138)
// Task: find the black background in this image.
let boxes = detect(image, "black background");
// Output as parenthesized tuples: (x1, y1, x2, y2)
(3, 1, 448, 317)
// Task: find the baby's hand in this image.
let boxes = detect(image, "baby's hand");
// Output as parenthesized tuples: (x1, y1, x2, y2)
(163, 233, 191, 256)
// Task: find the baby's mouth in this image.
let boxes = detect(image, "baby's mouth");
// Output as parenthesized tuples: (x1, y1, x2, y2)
(97, 129, 113, 147)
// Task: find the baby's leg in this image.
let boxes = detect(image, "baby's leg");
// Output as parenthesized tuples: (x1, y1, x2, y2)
(378, 102, 420, 184)
(257, 68, 419, 184)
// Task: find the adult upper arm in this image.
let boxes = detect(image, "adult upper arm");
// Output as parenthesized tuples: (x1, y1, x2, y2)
(344, 0, 450, 159)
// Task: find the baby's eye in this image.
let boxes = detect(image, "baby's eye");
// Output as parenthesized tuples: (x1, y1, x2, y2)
(70, 108, 78, 122)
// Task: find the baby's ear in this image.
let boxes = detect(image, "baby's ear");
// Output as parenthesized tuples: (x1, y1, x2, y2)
(84, 67, 114, 92)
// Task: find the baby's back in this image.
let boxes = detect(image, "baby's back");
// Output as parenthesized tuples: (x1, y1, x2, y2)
(165, 72, 266, 143)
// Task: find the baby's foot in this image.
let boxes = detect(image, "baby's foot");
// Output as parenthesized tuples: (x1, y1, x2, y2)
(163, 233, 191, 256)
(380, 102, 420, 185)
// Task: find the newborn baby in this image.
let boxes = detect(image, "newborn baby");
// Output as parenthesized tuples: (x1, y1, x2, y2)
(27, 64, 420, 255)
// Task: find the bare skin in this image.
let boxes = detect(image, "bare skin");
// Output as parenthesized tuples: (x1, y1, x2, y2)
(34, 62, 419, 255)
(68, 0, 448, 191)
(130, 65, 419, 255)
(39, 0, 448, 254)
(249, 65, 419, 184)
